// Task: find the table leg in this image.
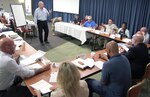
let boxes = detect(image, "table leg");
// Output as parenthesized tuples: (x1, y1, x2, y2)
(92, 34, 96, 51)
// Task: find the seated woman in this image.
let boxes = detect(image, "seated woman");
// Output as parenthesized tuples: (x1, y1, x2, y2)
(118, 22, 130, 38)
(35, 62, 89, 97)
(80, 15, 88, 25)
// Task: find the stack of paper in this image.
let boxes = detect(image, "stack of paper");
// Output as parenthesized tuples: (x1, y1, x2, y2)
(49, 72, 58, 83)
(20, 50, 46, 66)
(94, 61, 104, 69)
(72, 58, 95, 69)
(30, 80, 53, 94)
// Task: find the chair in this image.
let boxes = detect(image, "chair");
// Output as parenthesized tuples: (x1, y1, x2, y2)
(143, 63, 150, 79)
(10, 19, 33, 43)
(132, 63, 150, 84)
(127, 79, 145, 97)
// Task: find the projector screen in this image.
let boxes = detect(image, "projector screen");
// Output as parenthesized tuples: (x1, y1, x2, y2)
(10, 4, 26, 27)
(53, 0, 79, 14)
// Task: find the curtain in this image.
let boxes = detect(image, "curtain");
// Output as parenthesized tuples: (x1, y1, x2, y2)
(32, 0, 150, 37)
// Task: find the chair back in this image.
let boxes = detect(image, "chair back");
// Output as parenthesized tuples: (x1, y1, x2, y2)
(127, 79, 145, 97)
(143, 63, 150, 79)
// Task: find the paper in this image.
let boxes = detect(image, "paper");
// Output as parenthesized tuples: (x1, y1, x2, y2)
(95, 30, 100, 34)
(110, 34, 115, 39)
(72, 58, 95, 69)
(30, 80, 53, 94)
(41, 57, 52, 66)
(49, 72, 58, 82)
(14, 40, 24, 50)
(122, 38, 131, 43)
(94, 61, 104, 69)
(20, 50, 46, 66)
(25, 63, 42, 69)
(118, 43, 129, 51)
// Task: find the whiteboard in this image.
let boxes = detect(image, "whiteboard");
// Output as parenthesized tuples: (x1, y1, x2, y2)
(10, 4, 26, 27)
(53, 0, 79, 14)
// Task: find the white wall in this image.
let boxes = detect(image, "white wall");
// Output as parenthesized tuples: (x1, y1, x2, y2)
(0, 0, 25, 12)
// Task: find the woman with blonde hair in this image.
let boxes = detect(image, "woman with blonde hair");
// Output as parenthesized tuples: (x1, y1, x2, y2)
(35, 62, 89, 97)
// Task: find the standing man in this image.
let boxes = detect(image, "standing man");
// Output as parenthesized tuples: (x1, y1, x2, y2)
(34, 1, 49, 45)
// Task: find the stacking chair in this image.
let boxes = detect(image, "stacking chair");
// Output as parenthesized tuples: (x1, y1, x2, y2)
(19, 26, 33, 42)
(128, 63, 150, 97)
(10, 19, 33, 43)
(143, 63, 150, 79)
(127, 79, 145, 97)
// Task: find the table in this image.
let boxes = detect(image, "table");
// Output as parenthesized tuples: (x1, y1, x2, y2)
(55, 22, 91, 44)
(23, 46, 106, 96)
(87, 30, 150, 50)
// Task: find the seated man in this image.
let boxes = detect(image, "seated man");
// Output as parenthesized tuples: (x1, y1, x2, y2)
(122, 34, 149, 79)
(140, 27, 149, 44)
(73, 14, 80, 25)
(51, 17, 62, 35)
(0, 38, 50, 97)
(0, 34, 6, 55)
(83, 16, 97, 29)
(86, 41, 131, 97)
(0, 13, 8, 24)
(99, 19, 118, 48)
(118, 22, 130, 38)
(104, 19, 118, 33)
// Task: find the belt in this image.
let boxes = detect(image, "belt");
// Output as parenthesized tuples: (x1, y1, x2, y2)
(0, 90, 7, 93)
(37, 20, 47, 22)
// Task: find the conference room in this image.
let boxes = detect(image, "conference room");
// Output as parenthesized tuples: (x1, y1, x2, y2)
(0, 0, 150, 97)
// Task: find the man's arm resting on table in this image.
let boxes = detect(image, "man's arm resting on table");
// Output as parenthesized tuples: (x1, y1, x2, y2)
(34, 64, 50, 75)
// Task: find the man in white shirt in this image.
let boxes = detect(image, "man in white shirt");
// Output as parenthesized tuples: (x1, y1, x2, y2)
(34, 1, 49, 45)
(140, 27, 149, 44)
(0, 38, 50, 97)
(105, 19, 118, 33)
(99, 19, 118, 48)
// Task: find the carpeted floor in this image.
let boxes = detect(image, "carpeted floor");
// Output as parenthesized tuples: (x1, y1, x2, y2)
(24, 27, 101, 97)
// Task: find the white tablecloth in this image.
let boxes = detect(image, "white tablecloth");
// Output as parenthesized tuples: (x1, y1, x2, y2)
(55, 22, 91, 44)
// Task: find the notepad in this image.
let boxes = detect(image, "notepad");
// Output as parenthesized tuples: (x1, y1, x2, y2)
(94, 61, 104, 69)
(49, 72, 58, 83)
(72, 58, 95, 69)
(20, 50, 46, 66)
(30, 80, 53, 94)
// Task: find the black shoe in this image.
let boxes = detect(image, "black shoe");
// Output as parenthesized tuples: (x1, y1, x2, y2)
(44, 41, 49, 44)
(40, 42, 44, 46)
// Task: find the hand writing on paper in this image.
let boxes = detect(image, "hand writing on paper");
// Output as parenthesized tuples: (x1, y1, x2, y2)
(99, 54, 108, 61)
(43, 64, 51, 71)
(50, 86, 57, 91)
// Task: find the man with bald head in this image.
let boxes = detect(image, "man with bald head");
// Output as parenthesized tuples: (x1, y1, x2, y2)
(123, 34, 149, 79)
(86, 41, 131, 97)
(0, 38, 50, 97)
